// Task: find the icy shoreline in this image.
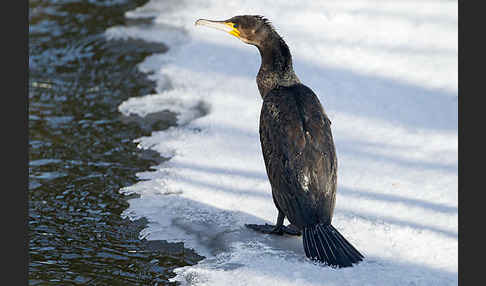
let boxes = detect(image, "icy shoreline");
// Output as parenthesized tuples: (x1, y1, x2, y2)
(107, 0, 457, 285)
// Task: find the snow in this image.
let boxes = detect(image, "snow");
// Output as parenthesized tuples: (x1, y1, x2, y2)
(106, 0, 458, 285)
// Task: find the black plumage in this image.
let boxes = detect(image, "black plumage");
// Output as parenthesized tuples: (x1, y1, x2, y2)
(196, 15, 363, 267)
(260, 84, 337, 228)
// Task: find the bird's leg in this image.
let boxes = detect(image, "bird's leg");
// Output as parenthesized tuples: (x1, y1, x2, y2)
(245, 211, 301, 236)
(284, 223, 301, 235)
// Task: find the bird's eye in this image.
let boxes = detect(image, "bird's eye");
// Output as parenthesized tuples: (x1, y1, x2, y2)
(233, 23, 239, 28)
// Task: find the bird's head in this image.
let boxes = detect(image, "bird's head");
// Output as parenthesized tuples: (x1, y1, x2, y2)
(195, 15, 275, 47)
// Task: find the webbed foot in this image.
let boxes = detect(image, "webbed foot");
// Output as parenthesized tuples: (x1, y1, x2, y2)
(245, 223, 301, 236)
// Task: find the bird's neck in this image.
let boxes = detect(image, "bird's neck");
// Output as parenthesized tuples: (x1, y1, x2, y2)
(256, 34, 300, 98)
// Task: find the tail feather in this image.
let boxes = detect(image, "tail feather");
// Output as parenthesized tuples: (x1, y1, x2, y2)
(321, 226, 347, 266)
(327, 228, 355, 265)
(303, 224, 363, 267)
(317, 227, 336, 263)
(332, 225, 364, 260)
(303, 228, 311, 256)
(314, 228, 330, 262)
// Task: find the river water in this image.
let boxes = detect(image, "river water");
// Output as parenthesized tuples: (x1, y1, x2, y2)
(28, 0, 203, 284)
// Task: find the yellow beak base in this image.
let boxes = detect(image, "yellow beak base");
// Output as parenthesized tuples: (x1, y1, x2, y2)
(226, 23, 241, 38)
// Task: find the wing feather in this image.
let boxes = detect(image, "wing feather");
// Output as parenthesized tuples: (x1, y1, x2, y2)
(259, 84, 337, 227)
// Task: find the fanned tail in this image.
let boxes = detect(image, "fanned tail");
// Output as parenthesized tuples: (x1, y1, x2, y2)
(303, 223, 364, 267)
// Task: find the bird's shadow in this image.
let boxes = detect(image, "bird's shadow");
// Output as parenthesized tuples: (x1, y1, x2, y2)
(132, 190, 457, 285)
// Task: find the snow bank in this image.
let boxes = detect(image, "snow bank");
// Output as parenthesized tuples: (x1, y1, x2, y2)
(107, 0, 457, 285)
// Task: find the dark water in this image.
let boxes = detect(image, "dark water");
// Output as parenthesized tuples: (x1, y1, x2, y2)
(29, 0, 203, 284)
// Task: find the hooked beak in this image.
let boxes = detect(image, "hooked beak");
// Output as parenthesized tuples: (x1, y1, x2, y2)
(195, 19, 241, 38)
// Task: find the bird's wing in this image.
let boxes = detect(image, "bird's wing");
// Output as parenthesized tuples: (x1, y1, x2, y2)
(259, 84, 337, 226)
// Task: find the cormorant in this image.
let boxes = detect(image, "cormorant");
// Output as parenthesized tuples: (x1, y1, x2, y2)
(196, 15, 364, 267)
